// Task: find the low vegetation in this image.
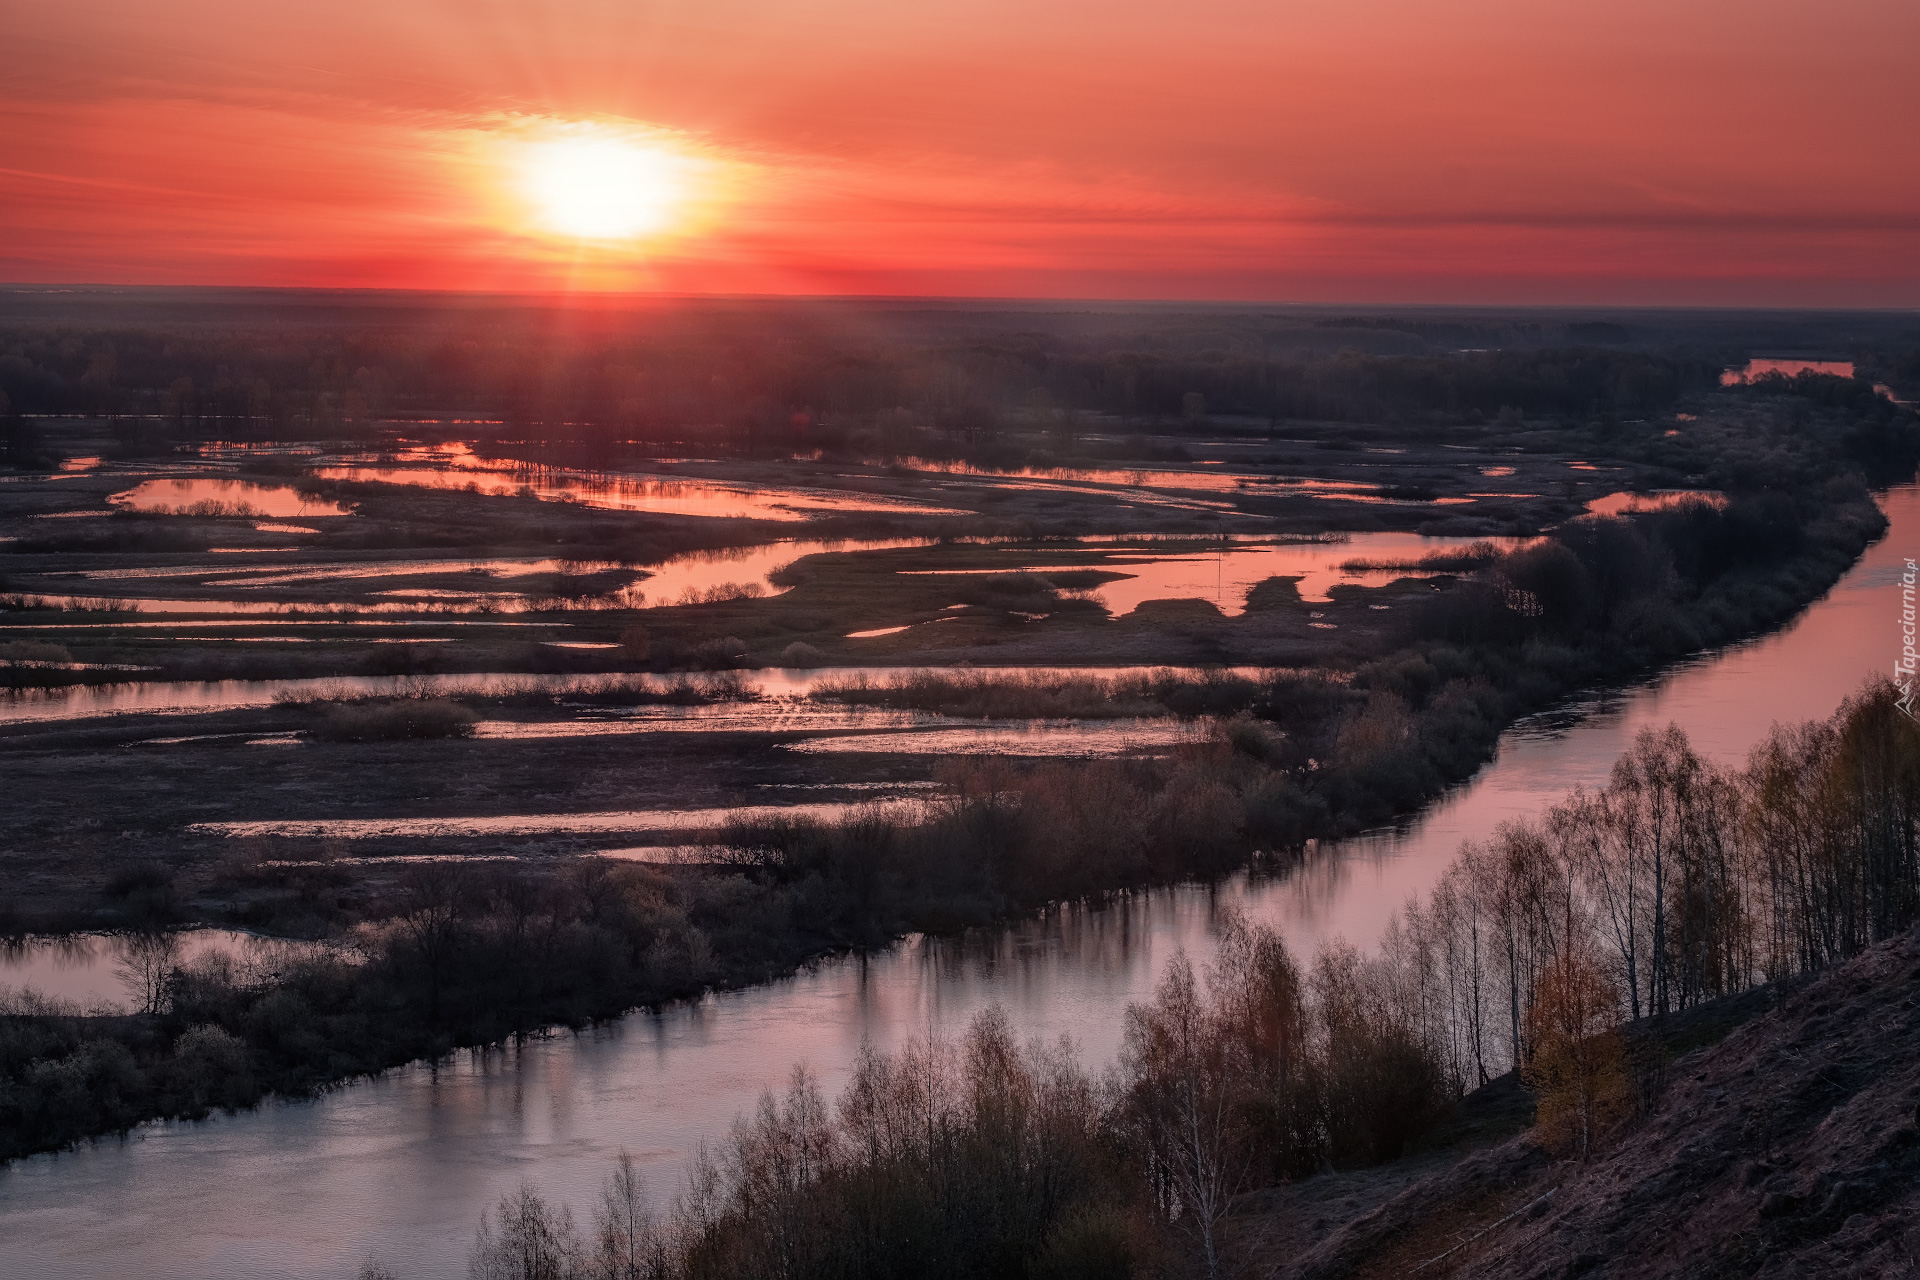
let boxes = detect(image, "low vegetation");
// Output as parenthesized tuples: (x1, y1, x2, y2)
(430, 678, 1920, 1280)
(810, 667, 1278, 720)
(0, 469, 1904, 1165)
(447, 925, 1449, 1280)
(311, 698, 479, 742)
(1363, 678, 1920, 1154)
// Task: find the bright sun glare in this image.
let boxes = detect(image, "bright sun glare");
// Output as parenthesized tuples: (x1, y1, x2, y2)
(518, 133, 688, 241)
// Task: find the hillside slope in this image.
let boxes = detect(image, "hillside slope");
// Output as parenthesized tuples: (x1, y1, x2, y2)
(1276, 929, 1920, 1279)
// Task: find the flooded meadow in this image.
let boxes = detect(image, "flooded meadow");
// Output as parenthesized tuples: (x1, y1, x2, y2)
(3, 370, 1913, 1280)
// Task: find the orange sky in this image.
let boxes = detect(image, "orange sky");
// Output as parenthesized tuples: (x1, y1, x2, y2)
(5, 0, 1917, 304)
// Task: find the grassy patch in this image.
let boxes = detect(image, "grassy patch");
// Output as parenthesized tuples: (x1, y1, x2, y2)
(810, 666, 1278, 719)
(311, 698, 478, 742)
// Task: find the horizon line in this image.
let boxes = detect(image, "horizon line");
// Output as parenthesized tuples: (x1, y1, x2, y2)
(3, 282, 1917, 317)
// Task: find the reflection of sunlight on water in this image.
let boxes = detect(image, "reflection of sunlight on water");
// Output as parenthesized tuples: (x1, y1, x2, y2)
(865, 456, 1254, 492)
(0, 930, 333, 1012)
(1720, 357, 1853, 384)
(310, 463, 968, 520)
(5, 593, 550, 615)
(634, 537, 930, 603)
(36, 539, 934, 611)
(785, 719, 1205, 756)
(111, 479, 352, 519)
(76, 556, 616, 584)
(1583, 489, 1726, 517)
(0, 665, 1273, 725)
(902, 531, 1528, 611)
(190, 802, 922, 840)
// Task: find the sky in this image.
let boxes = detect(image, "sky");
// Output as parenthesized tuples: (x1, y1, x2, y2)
(4, 0, 1917, 305)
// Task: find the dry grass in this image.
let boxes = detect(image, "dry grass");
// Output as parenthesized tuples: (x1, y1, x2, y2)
(1339, 542, 1502, 573)
(811, 666, 1284, 720)
(311, 698, 478, 742)
(811, 669, 1167, 719)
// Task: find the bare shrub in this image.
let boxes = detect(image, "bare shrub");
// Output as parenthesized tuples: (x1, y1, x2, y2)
(779, 641, 824, 668)
(689, 636, 748, 669)
(470, 1185, 583, 1280)
(0, 640, 73, 666)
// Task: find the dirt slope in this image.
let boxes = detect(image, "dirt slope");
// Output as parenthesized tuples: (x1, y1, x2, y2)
(1276, 929, 1920, 1280)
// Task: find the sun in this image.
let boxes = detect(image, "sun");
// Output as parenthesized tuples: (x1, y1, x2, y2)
(517, 131, 690, 241)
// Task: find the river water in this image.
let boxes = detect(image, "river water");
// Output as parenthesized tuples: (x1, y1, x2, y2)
(2, 486, 1912, 1280)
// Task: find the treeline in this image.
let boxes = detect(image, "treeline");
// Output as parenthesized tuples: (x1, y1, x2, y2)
(435, 679, 1919, 1280)
(1309, 482, 1885, 830)
(441, 922, 1453, 1280)
(0, 858, 797, 1159)
(1719, 370, 1920, 486)
(1368, 679, 1918, 1154)
(0, 309, 1725, 448)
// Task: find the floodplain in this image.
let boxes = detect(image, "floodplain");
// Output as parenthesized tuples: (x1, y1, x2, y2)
(3, 296, 1918, 1278)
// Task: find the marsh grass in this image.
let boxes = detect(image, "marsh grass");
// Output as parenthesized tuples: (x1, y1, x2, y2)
(809, 666, 1280, 720)
(1339, 541, 1502, 572)
(269, 673, 758, 718)
(312, 698, 478, 742)
(483, 672, 759, 708)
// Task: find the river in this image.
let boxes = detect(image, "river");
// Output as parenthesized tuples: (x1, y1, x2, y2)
(1, 485, 1912, 1279)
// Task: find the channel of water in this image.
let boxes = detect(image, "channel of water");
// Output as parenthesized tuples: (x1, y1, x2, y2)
(0, 486, 1912, 1280)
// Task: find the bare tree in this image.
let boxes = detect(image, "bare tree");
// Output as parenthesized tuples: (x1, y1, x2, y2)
(590, 1151, 673, 1280)
(394, 863, 470, 1022)
(1122, 954, 1247, 1280)
(114, 930, 180, 1015)
(1558, 785, 1648, 1019)
(470, 1185, 582, 1280)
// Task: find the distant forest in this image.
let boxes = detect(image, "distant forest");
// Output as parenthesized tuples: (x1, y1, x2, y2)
(2, 294, 1917, 451)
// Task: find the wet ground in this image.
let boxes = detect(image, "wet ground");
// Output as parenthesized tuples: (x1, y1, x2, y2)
(0, 415, 1684, 931)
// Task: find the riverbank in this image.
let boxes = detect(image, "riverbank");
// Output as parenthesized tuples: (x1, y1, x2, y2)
(0, 469, 1897, 1164)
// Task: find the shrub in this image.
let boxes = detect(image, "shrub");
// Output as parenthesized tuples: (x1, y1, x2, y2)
(690, 636, 748, 669)
(779, 641, 824, 667)
(1030, 1204, 1141, 1280)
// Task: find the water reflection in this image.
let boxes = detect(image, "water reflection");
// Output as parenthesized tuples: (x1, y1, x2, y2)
(903, 531, 1528, 612)
(1720, 357, 1854, 384)
(634, 537, 929, 603)
(23, 539, 926, 612)
(0, 665, 1270, 726)
(311, 463, 968, 521)
(784, 719, 1204, 756)
(0, 930, 327, 1012)
(870, 457, 1252, 492)
(190, 802, 921, 841)
(874, 458, 1502, 509)
(74, 557, 618, 585)
(1583, 489, 1726, 517)
(4, 593, 535, 616)
(110, 479, 352, 519)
